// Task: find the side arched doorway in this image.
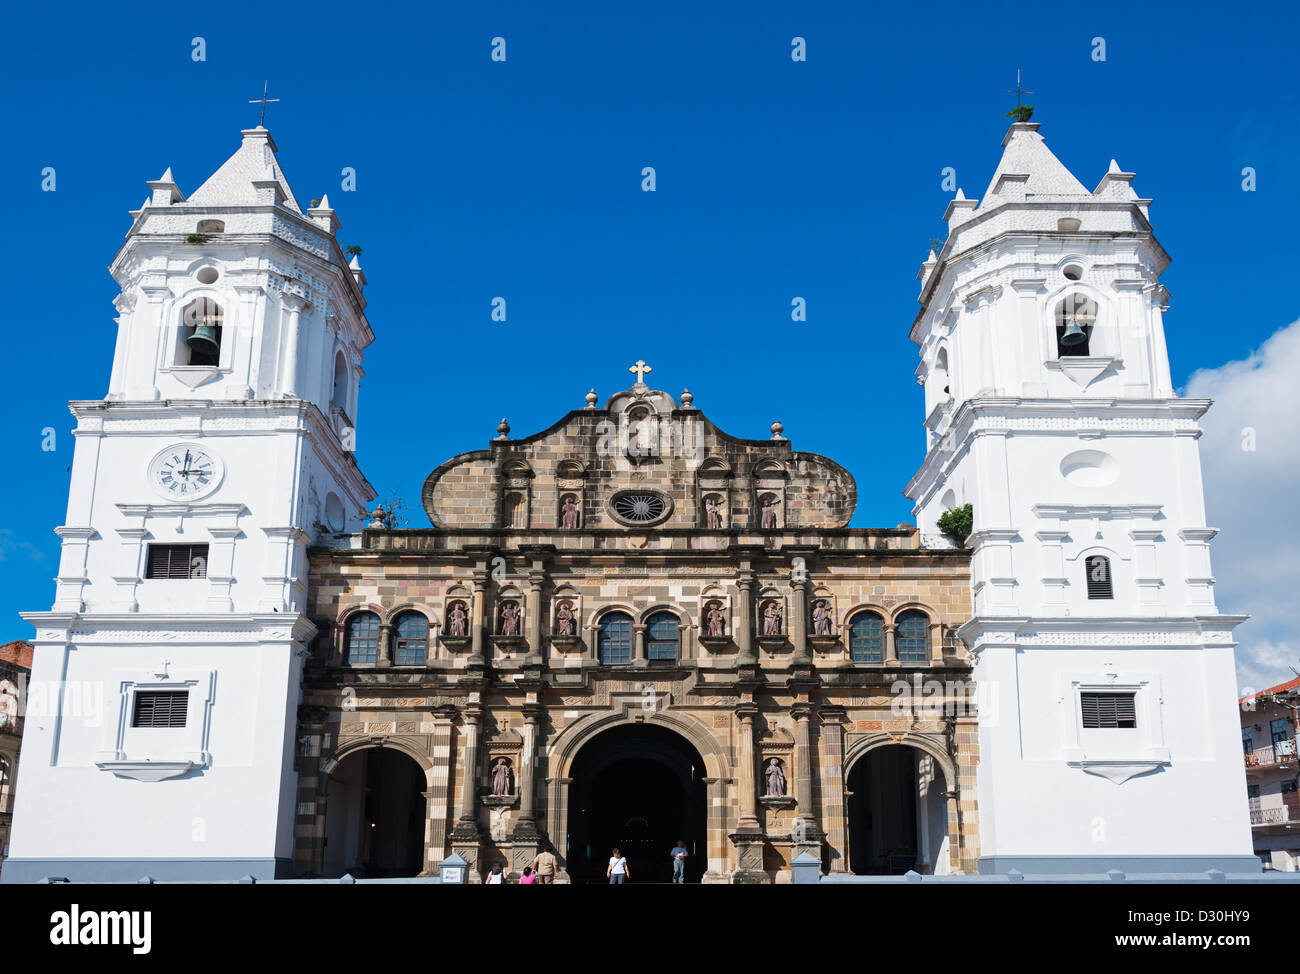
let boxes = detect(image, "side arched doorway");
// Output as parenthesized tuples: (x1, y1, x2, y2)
(846, 744, 952, 875)
(323, 747, 427, 878)
(567, 724, 707, 883)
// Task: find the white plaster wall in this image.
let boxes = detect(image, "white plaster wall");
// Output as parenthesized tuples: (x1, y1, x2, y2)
(8, 638, 302, 861)
(975, 642, 1252, 857)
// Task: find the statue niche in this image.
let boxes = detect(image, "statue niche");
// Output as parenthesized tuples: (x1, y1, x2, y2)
(497, 600, 523, 640)
(758, 757, 796, 810)
(703, 494, 724, 530)
(764, 757, 787, 796)
(481, 756, 519, 809)
(757, 597, 786, 649)
(491, 757, 514, 795)
(551, 597, 582, 650)
(699, 598, 730, 649)
(441, 599, 471, 649)
(559, 494, 581, 530)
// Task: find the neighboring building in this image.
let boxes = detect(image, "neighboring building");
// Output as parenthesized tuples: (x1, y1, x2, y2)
(0, 639, 33, 872)
(1, 117, 1258, 883)
(1240, 678, 1300, 871)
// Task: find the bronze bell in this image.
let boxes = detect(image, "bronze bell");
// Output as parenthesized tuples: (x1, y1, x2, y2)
(1060, 320, 1088, 346)
(186, 323, 221, 356)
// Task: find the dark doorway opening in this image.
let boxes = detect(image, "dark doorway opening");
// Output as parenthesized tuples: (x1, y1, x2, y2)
(568, 724, 707, 883)
(846, 745, 950, 875)
(323, 748, 427, 878)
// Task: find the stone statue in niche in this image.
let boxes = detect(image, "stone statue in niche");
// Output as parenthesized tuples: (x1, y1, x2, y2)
(499, 601, 521, 636)
(705, 601, 726, 637)
(764, 758, 787, 797)
(561, 495, 580, 530)
(705, 496, 722, 529)
(446, 601, 468, 637)
(555, 600, 575, 637)
(812, 600, 831, 636)
(491, 757, 514, 796)
(762, 600, 782, 636)
(760, 497, 778, 530)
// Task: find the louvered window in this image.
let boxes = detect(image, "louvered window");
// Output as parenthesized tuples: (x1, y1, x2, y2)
(1080, 692, 1136, 729)
(145, 544, 208, 579)
(132, 690, 188, 728)
(1085, 555, 1113, 599)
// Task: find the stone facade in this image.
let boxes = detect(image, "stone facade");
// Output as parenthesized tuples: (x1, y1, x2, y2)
(294, 379, 976, 882)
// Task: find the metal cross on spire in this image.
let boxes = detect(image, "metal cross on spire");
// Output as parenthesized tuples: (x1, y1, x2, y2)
(249, 80, 280, 127)
(1005, 69, 1035, 107)
(628, 360, 652, 384)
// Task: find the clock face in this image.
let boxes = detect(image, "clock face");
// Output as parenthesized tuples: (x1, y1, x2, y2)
(149, 444, 223, 501)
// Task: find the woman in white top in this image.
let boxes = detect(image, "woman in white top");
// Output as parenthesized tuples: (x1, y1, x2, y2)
(484, 863, 506, 884)
(606, 847, 630, 884)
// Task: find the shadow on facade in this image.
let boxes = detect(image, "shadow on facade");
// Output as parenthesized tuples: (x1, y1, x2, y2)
(567, 723, 706, 883)
(324, 748, 427, 878)
(847, 745, 951, 875)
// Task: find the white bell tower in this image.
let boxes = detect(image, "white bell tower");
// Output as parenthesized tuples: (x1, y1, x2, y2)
(905, 122, 1255, 874)
(5, 126, 375, 882)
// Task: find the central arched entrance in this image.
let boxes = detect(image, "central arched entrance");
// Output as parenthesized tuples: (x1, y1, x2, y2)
(846, 744, 952, 875)
(323, 747, 427, 878)
(568, 724, 707, 883)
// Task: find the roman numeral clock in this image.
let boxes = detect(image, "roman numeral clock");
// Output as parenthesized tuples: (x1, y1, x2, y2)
(147, 443, 224, 500)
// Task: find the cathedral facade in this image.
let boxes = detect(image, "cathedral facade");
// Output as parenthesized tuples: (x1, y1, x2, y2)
(296, 379, 975, 881)
(2, 118, 1257, 883)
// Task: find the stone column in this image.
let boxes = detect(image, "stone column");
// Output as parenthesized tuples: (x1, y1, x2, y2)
(885, 624, 899, 665)
(634, 623, 647, 663)
(790, 702, 823, 861)
(516, 703, 541, 827)
(426, 708, 456, 867)
(526, 568, 545, 664)
(730, 702, 767, 883)
(735, 704, 760, 830)
(376, 622, 392, 668)
(469, 567, 489, 668)
(736, 568, 756, 665)
(818, 707, 849, 872)
(790, 576, 810, 665)
(451, 703, 484, 879)
(511, 703, 543, 868)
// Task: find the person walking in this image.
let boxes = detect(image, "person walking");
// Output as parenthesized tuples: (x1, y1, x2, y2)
(670, 840, 689, 883)
(520, 866, 537, 885)
(606, 847, 630, 884)
(484, 862, 505, 884)
(531, 847, 557, 884)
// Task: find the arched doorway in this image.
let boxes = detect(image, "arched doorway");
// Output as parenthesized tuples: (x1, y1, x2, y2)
(567, 724, 707, 883)
(323, 747, 427, 878)
(846, 745, 951, 875)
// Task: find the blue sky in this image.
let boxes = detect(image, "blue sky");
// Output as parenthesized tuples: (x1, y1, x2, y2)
(2, 0, 1297, 680)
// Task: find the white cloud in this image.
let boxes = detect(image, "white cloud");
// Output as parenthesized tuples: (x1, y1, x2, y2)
(0, 530, 47, 563)
(1185, 317, 1300, 692)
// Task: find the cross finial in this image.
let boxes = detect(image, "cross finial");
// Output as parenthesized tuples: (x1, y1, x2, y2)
(628, 360, 652, 385)
(249, 80, 280, 127)
(1004, 69, 1035, 107)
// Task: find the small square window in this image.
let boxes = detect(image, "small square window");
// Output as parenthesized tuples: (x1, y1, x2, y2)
(131, 690, 188, 728)
(1081, 691, 1136, 729)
